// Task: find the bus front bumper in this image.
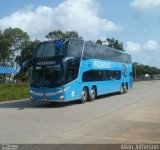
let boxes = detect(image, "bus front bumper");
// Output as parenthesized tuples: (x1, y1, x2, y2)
(30, 94, 66, 102)
(30, 86, 79, 102)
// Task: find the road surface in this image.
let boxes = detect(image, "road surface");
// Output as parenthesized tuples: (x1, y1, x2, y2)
(0, 81, 160, 144)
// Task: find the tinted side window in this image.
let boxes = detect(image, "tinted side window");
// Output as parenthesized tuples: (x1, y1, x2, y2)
(82, 70, 90, 82)
(66, 59, 80, 82)
(82, 70, 121, 82)
(83, 41, 131, 64)
(83, 42, 94, 58)
(111, 71, 121, 80)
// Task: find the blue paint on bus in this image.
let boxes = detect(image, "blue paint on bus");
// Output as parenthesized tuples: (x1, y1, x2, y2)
(29, 39, 133, 102)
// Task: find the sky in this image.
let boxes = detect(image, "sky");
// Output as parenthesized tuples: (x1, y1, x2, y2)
(0, 0, 160, 68)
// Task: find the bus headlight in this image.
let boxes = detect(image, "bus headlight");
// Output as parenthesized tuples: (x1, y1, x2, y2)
(59, 95, 64, 99)
(56, 89, 64, 94)
(56, 87, 70, 94)
(63, 87, 70, 92)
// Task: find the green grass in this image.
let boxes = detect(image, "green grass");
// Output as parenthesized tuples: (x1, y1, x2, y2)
(0, 83, 29, 102)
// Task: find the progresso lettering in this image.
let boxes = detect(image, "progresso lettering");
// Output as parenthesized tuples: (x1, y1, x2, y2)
(36, 61, 56, 66)
(93, 61, 111, 69)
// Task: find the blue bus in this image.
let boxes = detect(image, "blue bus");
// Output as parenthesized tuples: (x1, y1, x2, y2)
(29, 39, 132, 103)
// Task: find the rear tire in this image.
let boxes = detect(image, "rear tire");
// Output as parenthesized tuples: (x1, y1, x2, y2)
(80, 87, 88, 103)
(89, 86, 96, 101)
(124, 84, 128, 93)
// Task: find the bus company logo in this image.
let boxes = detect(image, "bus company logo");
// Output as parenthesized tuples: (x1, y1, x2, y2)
(37, 61, 57, 66)
(122, 64, 127, 78)
(93, 61, 111, 69)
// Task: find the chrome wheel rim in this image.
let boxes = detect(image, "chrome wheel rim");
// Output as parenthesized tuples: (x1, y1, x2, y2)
(121, 86, 124, 93)
(124, 85, 127, 93)
(82, 90, 87, 102)
(91, 89, 95, 99)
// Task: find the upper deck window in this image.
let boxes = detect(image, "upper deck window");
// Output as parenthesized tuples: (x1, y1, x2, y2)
(83, 41, 131, 64)
(67, 39, 84, 57)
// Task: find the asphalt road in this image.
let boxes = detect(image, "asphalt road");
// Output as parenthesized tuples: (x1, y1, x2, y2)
(0, 81, 160, 144)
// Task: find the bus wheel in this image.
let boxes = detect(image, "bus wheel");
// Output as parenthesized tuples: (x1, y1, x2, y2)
(89, 86, 96, 101)
(124, 84, 128, 93)
(80, 87, 88, 103)
(119, 84, 124, 94)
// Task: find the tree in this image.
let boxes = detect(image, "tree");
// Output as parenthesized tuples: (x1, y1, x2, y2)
(3, 27, 30, 50)
(46, 30, 65, 40)
(0, 28, 30, 65)
(15, 40, 40, 66)
(0, 30, 12, 64)
(0, 30, 2, 38)
(15, 40, 40, 82)
(95, 38, 124, 51)
(95, 39, 103, 45)
(65, 31, 82, 39)
(133, 62, 160, 79)
(106, 38, 123, 50)
(0, 39, 12, 64)
(46, 30, 82, 40)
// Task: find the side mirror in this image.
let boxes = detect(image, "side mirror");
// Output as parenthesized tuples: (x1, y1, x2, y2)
(21, 60, 31, 72)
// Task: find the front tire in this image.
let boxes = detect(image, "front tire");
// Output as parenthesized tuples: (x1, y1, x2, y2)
(89, 86, 96, 101)
(80, 87, 88, 103)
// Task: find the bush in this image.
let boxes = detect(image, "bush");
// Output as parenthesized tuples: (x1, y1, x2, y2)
(0, 83, 29, 102)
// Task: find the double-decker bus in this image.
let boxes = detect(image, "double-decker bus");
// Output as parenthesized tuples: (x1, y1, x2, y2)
(28, 39, 132, 103)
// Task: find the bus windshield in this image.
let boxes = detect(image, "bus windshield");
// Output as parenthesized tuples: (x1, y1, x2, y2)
(34, 39, 84, 59)
(35, 40, 68, 58)
(30, 66, 65, 88)
(30, 58, 80, 88)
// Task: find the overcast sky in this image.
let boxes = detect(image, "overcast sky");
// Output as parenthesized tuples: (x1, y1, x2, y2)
(0, 0, 160, 68)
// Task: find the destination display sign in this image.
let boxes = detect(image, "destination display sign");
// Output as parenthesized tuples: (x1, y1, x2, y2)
(36, 61, 57, 66)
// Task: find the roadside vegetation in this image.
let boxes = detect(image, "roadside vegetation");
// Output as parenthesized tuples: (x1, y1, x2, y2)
(133, 63, 160, 80)
(0, 83, 29, 102)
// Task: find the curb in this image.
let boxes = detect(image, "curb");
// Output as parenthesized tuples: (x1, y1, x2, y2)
(0, 99, 29, 104)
